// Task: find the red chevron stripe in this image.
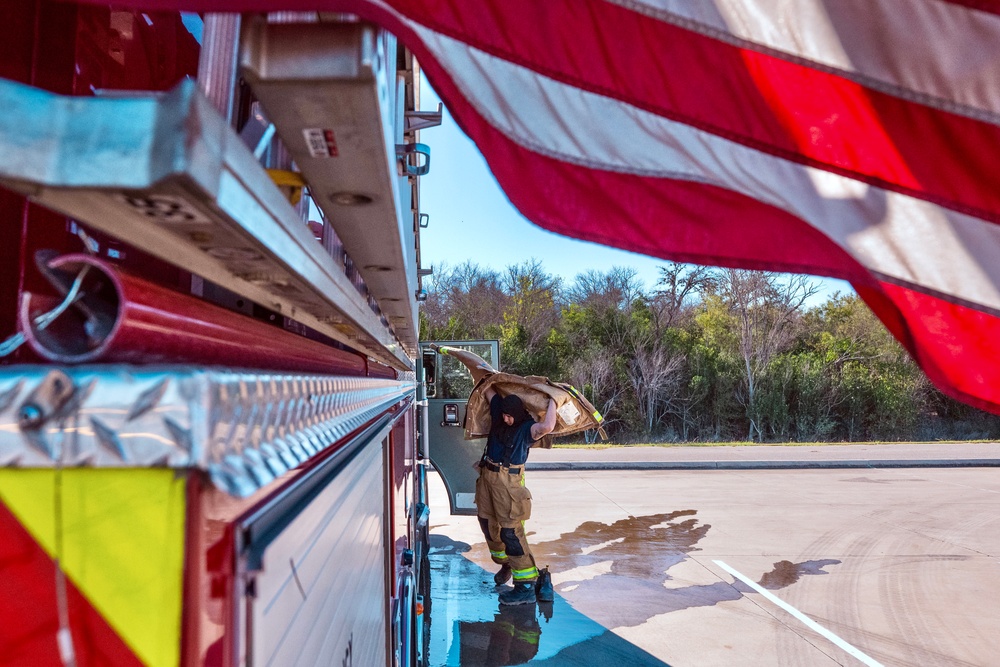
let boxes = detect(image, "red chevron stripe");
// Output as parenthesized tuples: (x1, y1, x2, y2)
(0, 502, 144, 667)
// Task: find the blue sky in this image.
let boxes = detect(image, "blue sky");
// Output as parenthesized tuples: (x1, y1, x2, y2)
(416, 80, 852, 304)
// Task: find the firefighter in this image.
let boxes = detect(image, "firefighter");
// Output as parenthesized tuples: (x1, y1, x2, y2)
(475, 386, 557, 605)
(459, 603, 542, 665)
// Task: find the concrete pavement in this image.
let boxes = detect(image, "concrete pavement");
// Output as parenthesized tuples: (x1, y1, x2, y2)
(426, 465, 1000, 666)
(526, 442, 1000, 470)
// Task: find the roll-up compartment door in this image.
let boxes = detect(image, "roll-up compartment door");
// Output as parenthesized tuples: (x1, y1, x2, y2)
(246, 424, 390, 667)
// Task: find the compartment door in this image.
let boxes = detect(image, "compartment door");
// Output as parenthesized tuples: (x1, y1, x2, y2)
(420, 340, 499, 515)
(242, 417, 395, 667)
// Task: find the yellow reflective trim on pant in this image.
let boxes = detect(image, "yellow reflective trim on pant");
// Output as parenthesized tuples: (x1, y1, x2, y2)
(0, 469, 186, 667)
(512, 566, 538, 580)
(491, 549, 508, 560)
(514, 628, 540, 645)
(497, 622, 540, 645)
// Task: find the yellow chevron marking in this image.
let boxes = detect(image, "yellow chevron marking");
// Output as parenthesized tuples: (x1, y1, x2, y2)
(0, 469, 186, 667)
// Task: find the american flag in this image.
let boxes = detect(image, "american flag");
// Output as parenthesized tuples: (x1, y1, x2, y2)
(87, 0, 1000, 414)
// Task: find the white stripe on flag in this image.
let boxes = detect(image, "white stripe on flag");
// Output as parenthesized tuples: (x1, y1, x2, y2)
(616, 0, 1000, 123)
(409, 23, 1000, 312)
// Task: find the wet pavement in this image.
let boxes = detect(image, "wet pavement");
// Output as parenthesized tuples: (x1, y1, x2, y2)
(426, 464, 1000, 666)
(425, 533, 670, 666)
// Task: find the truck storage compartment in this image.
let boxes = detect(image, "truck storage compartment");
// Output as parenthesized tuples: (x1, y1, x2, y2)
(240, 416, 394, 666)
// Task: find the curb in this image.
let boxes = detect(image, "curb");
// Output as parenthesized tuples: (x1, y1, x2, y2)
(525, 459, 1000, 471)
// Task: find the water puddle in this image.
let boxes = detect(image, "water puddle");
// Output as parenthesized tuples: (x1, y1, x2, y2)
(430, 511, 844, 664)
(427, 534, 672, 666)
(757, 559, 841, 589)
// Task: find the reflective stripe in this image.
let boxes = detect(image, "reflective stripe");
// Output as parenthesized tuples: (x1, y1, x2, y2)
(0, 469, 185, 667)
(498, 622, 540, 644)
(490, 550, 508, 560)
(512, 566, 538, 580)
(515, 628, 540, 645)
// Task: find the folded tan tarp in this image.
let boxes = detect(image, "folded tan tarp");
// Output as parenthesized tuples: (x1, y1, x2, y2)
(434, 345, 607, 447)
(433, 345, 497, 385)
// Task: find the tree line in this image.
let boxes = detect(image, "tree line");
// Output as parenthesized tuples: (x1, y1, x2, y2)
(420, 261, 1000, 443)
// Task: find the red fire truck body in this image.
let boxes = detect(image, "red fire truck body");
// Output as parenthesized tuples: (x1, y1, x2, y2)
(0, 4, 434, 665)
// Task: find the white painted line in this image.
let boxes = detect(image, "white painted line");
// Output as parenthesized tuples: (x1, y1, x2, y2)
(714, 560, 884, 667)
(445, 554, 460, 661)
(580, 536, 625, 556)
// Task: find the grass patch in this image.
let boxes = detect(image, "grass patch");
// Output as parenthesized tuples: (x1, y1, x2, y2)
(551, 440, 996, 449)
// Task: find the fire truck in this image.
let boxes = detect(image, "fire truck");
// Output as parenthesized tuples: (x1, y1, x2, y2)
(7, 2, 999, 666)
(0, 5, 478, 666)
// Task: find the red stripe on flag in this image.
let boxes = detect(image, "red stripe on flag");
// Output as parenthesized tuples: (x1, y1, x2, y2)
(387, 0, 1000, 223)
(64, 0, 1000, 31)
(0, 502, 145, 667)
(939, 0, 1000, 16)
(859, 281, 1000, 414)
(464, 129, 867, 282)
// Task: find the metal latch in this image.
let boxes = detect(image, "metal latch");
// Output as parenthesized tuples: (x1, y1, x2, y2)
(441, 403, 461, 427)
(396, 143, 430, 176)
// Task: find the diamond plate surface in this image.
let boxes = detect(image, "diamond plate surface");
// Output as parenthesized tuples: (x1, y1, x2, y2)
(0, 366, 414, 496)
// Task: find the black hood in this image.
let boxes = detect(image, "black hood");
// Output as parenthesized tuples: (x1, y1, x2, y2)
(500, 395, 529, 426)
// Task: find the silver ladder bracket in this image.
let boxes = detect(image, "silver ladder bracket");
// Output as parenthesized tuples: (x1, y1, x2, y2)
(405, 104, 443, 132)
(240, 20, 421, 355)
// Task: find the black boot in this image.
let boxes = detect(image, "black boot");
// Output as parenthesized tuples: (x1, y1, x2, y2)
(498, 582, 536, 606)
(535, 567, 553, 602)
(494, 563, 512, 586)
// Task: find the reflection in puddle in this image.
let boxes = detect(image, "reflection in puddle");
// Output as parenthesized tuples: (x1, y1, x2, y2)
(459, 604, 541, 666)
(531, 510, 715, 628)
(534, 510, 708, 580)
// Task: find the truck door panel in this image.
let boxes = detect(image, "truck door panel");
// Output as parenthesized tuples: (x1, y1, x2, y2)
(420, 340, 499, 516)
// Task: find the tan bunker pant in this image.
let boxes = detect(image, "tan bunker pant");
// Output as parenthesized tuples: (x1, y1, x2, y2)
(475, 467, 538, 583)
